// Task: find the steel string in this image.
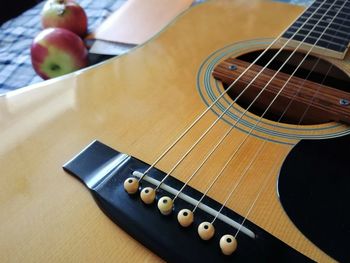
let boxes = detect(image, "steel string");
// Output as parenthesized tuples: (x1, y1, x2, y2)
(152, 0, 329, 189)
(138, 0, 325, 183)
(158, 0, 336, 195)
(217, 0, 349, 237)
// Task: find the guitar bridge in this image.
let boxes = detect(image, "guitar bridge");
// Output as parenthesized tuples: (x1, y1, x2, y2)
(63, 140, 313, 262)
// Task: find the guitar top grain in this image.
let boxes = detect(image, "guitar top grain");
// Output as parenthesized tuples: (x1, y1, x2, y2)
(0, 1, 342, 262)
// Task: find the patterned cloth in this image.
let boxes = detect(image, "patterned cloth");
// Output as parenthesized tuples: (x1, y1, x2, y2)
(0, 0, 127, 94)
(0, 0, 311, 95)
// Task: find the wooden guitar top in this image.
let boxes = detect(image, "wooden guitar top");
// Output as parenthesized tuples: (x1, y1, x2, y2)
(0, 1, 341, 262)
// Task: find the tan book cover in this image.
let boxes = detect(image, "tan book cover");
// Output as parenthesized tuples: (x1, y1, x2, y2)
(92, 0, 194, 45)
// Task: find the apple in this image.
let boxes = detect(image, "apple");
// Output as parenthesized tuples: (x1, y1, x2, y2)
(41, 0, 88, 37)
(31, 28, 88, 80)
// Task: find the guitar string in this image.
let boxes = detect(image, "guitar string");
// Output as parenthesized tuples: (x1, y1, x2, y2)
(154, 0, 335, 192)
(297, 62, 336, 125)
(230, 29, 345, 238)
(191, 57, 313, 214)
(233, 59, 336, 240)
(188, 45, 338, 213)
(137, 0, 323, 183)
(215, 0, 347, 226)
(279, 0, 350, 126)
(172, 49, 333, 204)
(230, 0, 349, 238)
(152, 0, 328, 190)
(188, 0, 347, 213)
(172, 49, 319, 204)
(292, 8, 349, 126)
(162, 0, 340, 216)
(210, 36, 336, 225)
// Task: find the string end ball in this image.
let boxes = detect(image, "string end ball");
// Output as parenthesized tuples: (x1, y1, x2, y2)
(124, 177, 139, 194)
(198, 222, 215, 240)
(177, 209, 194, 227)
(157, 196, 173, 215)
(140, 187, 156, 204)
(220, 234, 237, 255)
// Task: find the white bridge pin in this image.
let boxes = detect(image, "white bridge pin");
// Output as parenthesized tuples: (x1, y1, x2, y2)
(198, 222, 215, 240)
(140, 187, 156, 204)
(177, 209, 194, 227)
(157, 196, 173, 215)
(123, 177, 139, 194)
(219, 234, 237, 255)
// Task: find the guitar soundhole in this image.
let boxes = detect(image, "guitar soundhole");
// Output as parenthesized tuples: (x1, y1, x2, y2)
(223, 49, 350, 125)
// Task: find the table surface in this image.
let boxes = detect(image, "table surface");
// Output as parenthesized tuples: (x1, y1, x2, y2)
(0, 0, 311, 95)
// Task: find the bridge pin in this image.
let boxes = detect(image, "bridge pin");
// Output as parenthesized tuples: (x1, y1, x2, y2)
(219, 234, 237, 255)
(198, 222, 215, 240)
(177, 209, 194, 227)
(123, 177, 139, 194)
(140, 187, 156, 204)
(157, 196, 173, 215)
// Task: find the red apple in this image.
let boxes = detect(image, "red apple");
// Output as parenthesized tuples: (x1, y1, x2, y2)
(31, 28, 88, 80)
(41, 0, 88, 37)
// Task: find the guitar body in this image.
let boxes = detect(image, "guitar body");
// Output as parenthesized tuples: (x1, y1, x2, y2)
(0, 1, 348, 262)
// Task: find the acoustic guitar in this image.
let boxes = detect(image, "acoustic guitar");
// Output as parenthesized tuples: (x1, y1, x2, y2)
(1, 0, 349, 262)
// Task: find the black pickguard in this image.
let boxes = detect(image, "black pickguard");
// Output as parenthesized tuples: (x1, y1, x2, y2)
(279, 134, 350, 263)
(63, 140, 313, 263)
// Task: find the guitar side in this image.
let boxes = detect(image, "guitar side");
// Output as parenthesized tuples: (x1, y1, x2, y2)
(0, 1, 341, 262)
